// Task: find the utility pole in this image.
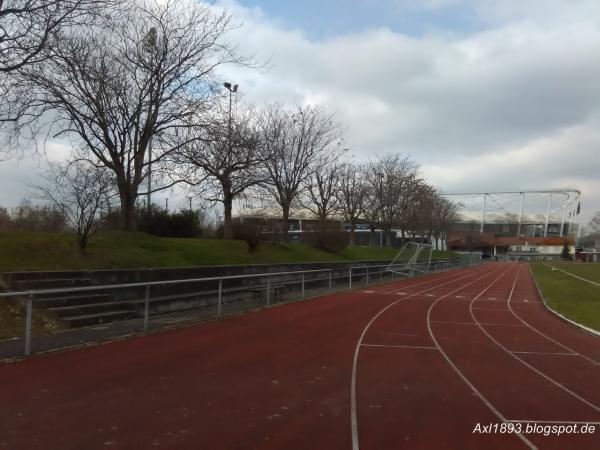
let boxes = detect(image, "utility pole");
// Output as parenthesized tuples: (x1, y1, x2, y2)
(480, 193, 487, 233)
(544, 193, 552, 237)
(516, 192, 524, 237)
(223, 81, 238, 153)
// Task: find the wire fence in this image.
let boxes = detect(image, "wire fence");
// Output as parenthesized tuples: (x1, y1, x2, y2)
(0, 257, 478, 357)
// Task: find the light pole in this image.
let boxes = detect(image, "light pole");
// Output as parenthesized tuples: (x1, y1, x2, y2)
(223, 82, 238, 151)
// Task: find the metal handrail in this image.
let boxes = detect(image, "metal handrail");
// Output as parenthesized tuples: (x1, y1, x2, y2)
(0, 268, 335, 299)
(1, 258, 473, 357)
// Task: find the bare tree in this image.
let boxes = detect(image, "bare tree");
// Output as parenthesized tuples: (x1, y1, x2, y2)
(431, 195, 458, 250)
(259, 104, 343, 242)
(337, 162, 365, 246)
(175, 104, 263, 239)
(10, 0, 248, 230)
(36, 159, 116, 251)
(0, 0, 114, 74)
(588, 211, 600, 234)
(301, 159, 342, 221)
(360, 163, 384, 247)
(372, 154, 419, 247)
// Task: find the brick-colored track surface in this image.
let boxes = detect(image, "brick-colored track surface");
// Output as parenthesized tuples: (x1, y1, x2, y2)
(1, 263, 599, 449)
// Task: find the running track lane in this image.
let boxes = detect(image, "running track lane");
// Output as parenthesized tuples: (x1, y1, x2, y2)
(1, 263, 599, 449)
(0, 264, 488, 450)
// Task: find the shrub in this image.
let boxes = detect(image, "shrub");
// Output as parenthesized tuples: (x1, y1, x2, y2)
(137, 206, 202, 238)
(304, 229, 349, 253)
(233, 219, 267, 253)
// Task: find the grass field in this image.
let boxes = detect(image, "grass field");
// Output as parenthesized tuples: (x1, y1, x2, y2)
(530, 263, 600, 332)
(0, 231, 456, 272)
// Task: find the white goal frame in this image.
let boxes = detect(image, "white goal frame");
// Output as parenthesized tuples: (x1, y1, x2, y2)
(386, 242, 434, 278)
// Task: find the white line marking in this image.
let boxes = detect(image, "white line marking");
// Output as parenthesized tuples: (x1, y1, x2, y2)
(426, 265, 538, 449)
(431, 320, 526, 327)
(361, 344, 438, 350)
(472, 266, 600, 413)
(509, 269, 600, 365)
(511, 351, 578, 356)
(350, 264, 499, 450)
(509, 419, 600, 425)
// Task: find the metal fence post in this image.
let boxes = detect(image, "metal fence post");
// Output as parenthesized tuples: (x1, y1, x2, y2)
(217, 279, 223, 316)
(266, 275, 271, 306)
(366, 267, 369, 286)
(328, 269, 332, 292)
(380, 268, 383, 282)
(301, 272, 305, 299)
(144, 284, 150, 333)
(24, 293, 33, 356)
(349, 268, 352, 290)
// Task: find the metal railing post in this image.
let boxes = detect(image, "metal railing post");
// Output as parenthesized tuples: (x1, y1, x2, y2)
(217, 279, 223, 316)
(349, 268, 352, 290)
(380, 268, 383, 282)
(266, 275, 271, 306)
(24, 293, 33, 356)
(328, 269, 332, 292)
(366, 267, 369, 286)
(144, 284, 150, 333)
(301, 272, 305, 299)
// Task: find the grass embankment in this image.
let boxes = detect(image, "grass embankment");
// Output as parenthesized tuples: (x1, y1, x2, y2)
(530, 263, 600, 332)
(0, 231, 457, 272)
(0, 231, 456, 340)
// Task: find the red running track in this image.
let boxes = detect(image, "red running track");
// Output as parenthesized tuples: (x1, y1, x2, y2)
(1, 263, 599, 449)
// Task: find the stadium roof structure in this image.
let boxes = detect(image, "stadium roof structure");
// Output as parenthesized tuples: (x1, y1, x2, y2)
(441, 188, 581, 237)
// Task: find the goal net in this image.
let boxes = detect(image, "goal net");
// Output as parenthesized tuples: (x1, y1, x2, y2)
(386, 242, 433, 278)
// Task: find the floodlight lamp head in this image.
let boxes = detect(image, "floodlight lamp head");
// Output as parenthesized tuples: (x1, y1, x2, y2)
(233, 84, 239, 92)
(223, 82, 232, 90)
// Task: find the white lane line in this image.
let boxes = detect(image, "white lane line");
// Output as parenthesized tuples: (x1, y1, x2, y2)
(381, 265, 490, 295)
(508, 270, 600, 366)
(427, 265, 537, 449)
(511, 351, 578, 356)
(361, 344, 438, 350)
(509, 419, 600, 425)
(472, 266, 600, 413)
(350, 264, 504, 450)
(431, 320, 526, 327)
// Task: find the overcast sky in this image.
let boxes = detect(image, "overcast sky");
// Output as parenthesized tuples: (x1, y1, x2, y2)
(1, 0, 599, 223)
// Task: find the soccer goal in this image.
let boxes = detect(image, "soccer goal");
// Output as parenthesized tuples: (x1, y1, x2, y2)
(386, 242, 433, 278)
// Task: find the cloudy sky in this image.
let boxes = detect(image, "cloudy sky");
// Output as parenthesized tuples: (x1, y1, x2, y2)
(2, 0, 599, 223)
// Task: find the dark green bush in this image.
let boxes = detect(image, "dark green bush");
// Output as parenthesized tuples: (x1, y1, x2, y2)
(137, 206, 202, 238)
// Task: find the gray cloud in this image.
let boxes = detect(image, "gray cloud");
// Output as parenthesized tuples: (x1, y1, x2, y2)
(1, 0, 599, 224)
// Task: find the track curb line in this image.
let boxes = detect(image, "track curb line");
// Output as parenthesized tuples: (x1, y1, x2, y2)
(528, 264, 600, 338)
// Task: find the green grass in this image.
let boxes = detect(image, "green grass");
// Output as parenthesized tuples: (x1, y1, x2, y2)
(0, 231, 457, 272)
(530, 263, 600, 332)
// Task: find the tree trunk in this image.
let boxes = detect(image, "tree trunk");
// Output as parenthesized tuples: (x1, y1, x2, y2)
(281, 203, 290, 243)
(118, 185, 138, 231)
(349, 219, 356, 246)
(386, 228, 393, 247)
(369, 224, 376, 247)
(223, 189, 234, 240)
(78, 233, 88, 252)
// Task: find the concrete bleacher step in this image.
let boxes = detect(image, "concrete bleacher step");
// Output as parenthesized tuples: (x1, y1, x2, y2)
(60, 311, 138, 328)
(48, 301, 135, 318)
(12, 278, 93, 291)
(36, 293, 114, 308)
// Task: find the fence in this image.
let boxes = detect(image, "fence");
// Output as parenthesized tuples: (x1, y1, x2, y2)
(0, 258, 475, 357)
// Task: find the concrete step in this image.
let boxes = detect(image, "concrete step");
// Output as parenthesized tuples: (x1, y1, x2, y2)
(12, 278, 93, 291)
(48, 301, 134, 318)
(61, 311, 138, 328)
(35, 293, 114, 308)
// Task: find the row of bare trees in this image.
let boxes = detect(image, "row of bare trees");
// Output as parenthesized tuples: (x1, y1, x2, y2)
(0, 0, 457, 250)
(302, 155, 458, 249)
